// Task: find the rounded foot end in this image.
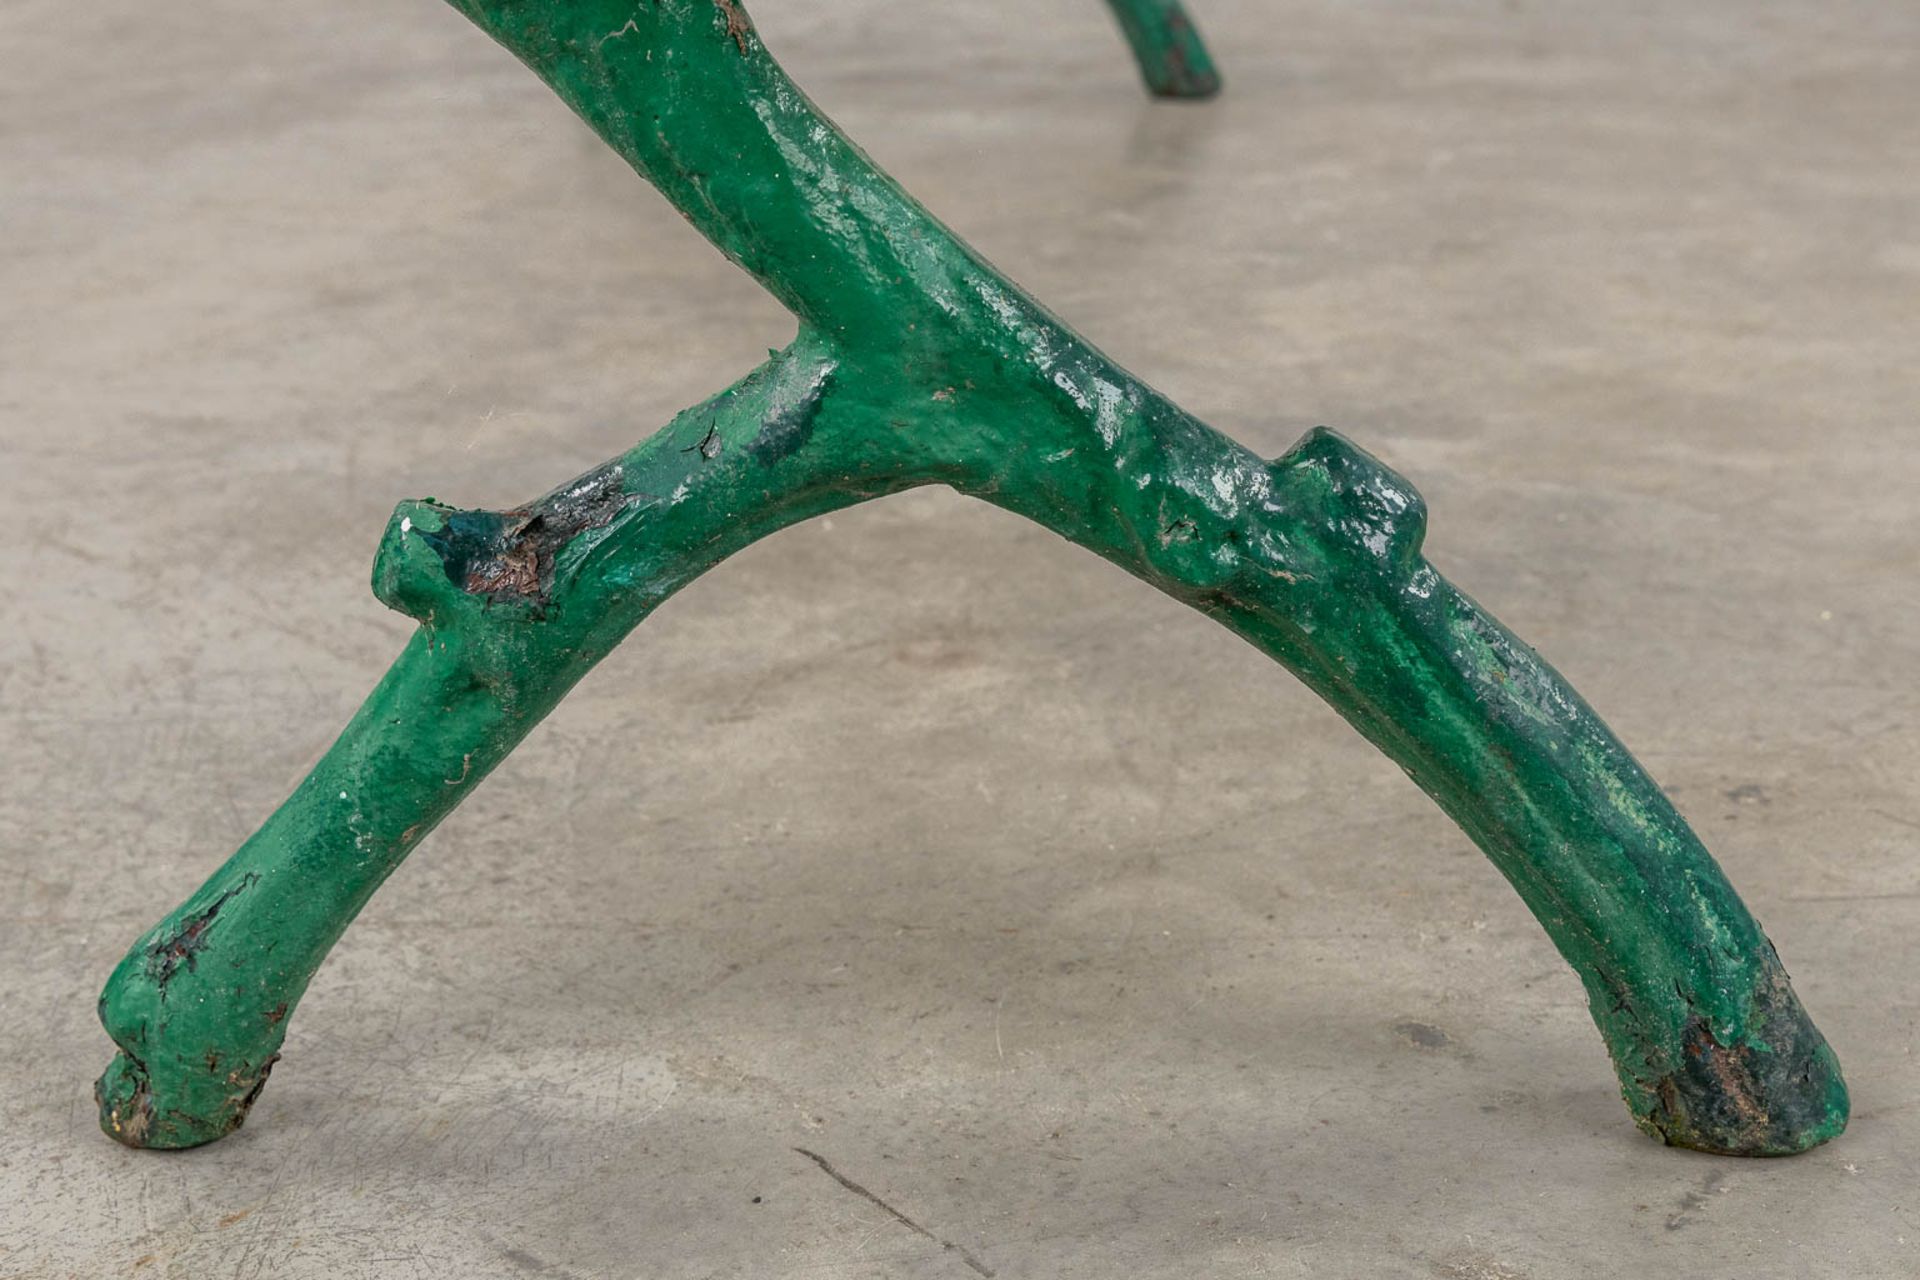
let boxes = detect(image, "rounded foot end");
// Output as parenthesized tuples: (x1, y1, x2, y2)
(95, 1048, 278, 1151)
(1148, 69, 1221, 100)
(1641, 971, 1849, 1157)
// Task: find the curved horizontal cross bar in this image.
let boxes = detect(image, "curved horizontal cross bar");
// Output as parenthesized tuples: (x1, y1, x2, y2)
(95, 0, 1844, 1157)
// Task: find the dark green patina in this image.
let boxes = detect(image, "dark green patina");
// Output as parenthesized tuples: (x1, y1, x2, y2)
(95, 0, 1845, 1157)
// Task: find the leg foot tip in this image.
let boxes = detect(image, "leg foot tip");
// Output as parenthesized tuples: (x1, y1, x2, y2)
(1640, 993, 1850, 1157)
(94, 1048, 277, 1151)
(1148, 72, 1221, 100)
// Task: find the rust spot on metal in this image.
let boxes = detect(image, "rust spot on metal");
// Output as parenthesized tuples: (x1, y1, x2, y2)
(118, 1080, 153, 1144)
(1644, 963, 1840, 1155)
(231, 1053, 280, 1120)
(715, 0, 752, 55)
(1686, 1021, 1769, 1137)
(463, 541, 540, 598)
(422, 462, 632, 608)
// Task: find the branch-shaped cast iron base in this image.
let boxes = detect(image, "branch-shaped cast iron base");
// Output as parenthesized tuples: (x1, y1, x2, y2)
(95, 0, 1845, 1159)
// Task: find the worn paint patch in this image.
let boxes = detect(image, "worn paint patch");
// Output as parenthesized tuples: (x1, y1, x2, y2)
(418, 461, 630, 607)
(144, 874, 258, 991)
(1644, 964, 1847, 1155)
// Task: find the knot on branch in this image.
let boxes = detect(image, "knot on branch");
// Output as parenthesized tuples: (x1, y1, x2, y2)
(373, 461, 633, 623)
(1267, 427, 1427, 574)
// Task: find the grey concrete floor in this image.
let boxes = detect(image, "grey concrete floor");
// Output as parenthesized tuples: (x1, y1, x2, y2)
(3, 1, 1917, 1276)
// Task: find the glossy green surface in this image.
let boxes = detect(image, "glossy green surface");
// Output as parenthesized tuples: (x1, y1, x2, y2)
(97, 0, 1844, 1156)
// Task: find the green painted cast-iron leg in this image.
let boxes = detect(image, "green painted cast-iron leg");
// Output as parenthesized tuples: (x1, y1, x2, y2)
(1104, 0, 1222, 98)
(95, 0, 1844, 1157)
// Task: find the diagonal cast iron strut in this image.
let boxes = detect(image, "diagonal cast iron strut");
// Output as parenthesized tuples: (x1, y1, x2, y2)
(95, 0, 1846, 1158)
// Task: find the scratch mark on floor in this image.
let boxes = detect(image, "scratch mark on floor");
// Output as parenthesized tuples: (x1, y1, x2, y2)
(793, 1147, 995, 1277)
(1666, 1168, 1729, 1231)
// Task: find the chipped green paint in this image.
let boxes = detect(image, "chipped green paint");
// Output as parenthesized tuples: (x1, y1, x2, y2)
(1104, 0, 1221, 98)
(96, 0, 1845, 1157)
